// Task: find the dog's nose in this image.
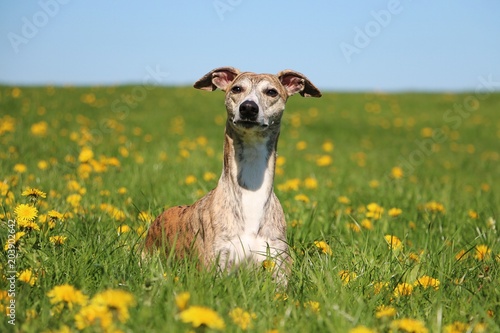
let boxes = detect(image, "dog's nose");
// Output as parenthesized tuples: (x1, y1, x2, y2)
(239, 101, 259, 120)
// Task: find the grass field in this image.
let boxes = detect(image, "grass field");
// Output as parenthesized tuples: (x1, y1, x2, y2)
(0, 85, 499, 333)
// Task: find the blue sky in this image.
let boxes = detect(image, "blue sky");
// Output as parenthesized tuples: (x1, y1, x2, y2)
(1, 1, 499, 91)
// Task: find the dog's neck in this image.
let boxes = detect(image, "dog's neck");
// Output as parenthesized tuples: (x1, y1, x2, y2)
(219, 123, 279, 229)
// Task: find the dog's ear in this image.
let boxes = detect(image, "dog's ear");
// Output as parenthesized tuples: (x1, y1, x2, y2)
(277, 70, 322, 97)
(193, 67, 241, 92)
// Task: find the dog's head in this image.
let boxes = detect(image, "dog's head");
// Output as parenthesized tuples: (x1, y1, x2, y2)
(194, 67, 321, 132)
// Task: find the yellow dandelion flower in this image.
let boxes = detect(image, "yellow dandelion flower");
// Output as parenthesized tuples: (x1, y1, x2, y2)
(91, 289, 136, 323)
(384, 234, 403, 251)
(390, 318, 428, 333)
(455, 249, 468, 261)
(376, 305, 397, 318)
(304, 301, 320, 313)
(366, 203, 384, 219)
(18, 220, 40, 231)
(338, 196, 351, 204)
(443, 321, 469, 333)
(18, 269, 37, 286)
(338, 270, 357, 285)
(13, 163, 27, 173)
(414, 275, 440, 290)
(14, 204, 38, 222)
(48, 210, 64, 221)
(22, 188, 47, 199)
(138, 211, 155, 223)
(423, 201, 445, 213)
(316, 155, 332, 167)
(468, 210, 479, 219)
(117, 225, 131, 234)
(49, 236, 67, 245)
(30, 121, 48, 136)
(361, 219, 373, 230)
(393, 283, 413, 297)
(474, 244, 491, 261)
(314, 240, 333, 255)
(175, 292, 190, 311)
(294, 193, 310, 203)
(349, 325, 376, 333)
(74, 302, 113, 330)
(66, 194, 82, 208)
(347, 223, 361, 233)
(203, 171, 217, 182)
(229, 307, 257, 330)
(373, 281, 389, 295)
(37, 160, 49, 170)
(369, 179, 380, 188)
(277, 178, 301, 192)
(179, 306, 225, 330)
(304, 177, 318, 189)
(185, 175, 197, 185)
(388, 207, 402, 217)
(296, 140, 307, 150)
(47, 284, 88, 309)
(322, 141, 334, 152)
(391, 166, 404, 179)
(78, 146, 94, 163)
(261, 259, 276, 272)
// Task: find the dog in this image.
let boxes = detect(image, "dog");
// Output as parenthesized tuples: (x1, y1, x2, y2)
(144, 67, 321, 283)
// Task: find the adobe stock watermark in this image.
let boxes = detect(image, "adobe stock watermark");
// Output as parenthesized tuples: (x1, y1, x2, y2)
(7, 0, 71, 54)
(5, 219, 17, 326)
(339, 0, 410, 64)
(213, 0, 243, 21)
(89, 65, 169, 144)
(392, 74, 500, 179)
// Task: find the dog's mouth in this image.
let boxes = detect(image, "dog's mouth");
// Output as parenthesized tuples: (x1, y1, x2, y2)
(233, 119, 269, 129)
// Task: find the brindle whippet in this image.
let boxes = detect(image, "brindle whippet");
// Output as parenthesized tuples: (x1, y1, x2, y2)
(144, 67, 321, 283)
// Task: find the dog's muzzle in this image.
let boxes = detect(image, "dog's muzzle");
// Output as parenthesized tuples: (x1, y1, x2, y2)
(233, 100, 268, 128)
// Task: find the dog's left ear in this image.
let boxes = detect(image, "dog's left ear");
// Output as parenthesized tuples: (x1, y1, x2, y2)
(194, 67, 241, 92)
(277, 70, 322, 97)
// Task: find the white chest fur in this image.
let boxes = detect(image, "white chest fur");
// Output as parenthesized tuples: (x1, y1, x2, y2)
(228, 139, 275, 263)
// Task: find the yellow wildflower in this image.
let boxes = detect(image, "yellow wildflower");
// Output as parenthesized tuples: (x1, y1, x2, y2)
(91, 289, 136, 323)
(414, 275, 440, 290)
(337, 196, 351, 204)
(388, 207, 402, 217)
(4, 231, 26, 250)
(30, 121, 48, 136)
(468, 210, 479, 219)
(21, 188, 47, 199)
(185, 175, 197, 185)
(13, 163, 27, 173)
(47, 284, 88, 309)
(49, 236, 67, 245)
(262, 259, 276, 271)
(391, 166, 404, 179)
(376, 305, 397, 318)
(296, 140, 307, 150)
(373, 282, 389, 295)
(78, 146, 94, 163)
(322, 141, 334, 152)
(179, 306, 225, 330)
(366, 203, 384, 219)
(175, 292, 190, 311)
(14, 204, 38, 222)
(393, 283, 413, 297)
(423, 201, 445, 213)
(474, 244, 491, 261)
(304, 177, 318, 189)
(203, 171, 217, 182)
(294, 193, 310, 203)
(339, 270, 357, 285)
(18, 269, 37, 286)
(117, 225, 131, 234)
(74, 302, 113, 330)
(316, 155, 332, 167)
(349, 326, 376, 333)
(361, 219, 373, 230)
(384, 234, 403, 251)
(48, 210, 64, 221)
(304, 301, 320, 313)
(390, 318, 428, 333)
(18, 220, 40, 231)
(314, 241, 333, 255)
(443, 321, 469, 333)
(229, 307, 257, 330)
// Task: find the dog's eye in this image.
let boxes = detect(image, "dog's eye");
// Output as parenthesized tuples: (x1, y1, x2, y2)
(265, 89, 278, 97)
(231, 86, 242, 94)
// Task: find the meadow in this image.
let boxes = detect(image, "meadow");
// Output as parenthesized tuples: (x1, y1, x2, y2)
(0, 84, 499, 333)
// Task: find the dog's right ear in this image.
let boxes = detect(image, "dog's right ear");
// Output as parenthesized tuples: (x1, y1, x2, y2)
(193, 67, 241, 92)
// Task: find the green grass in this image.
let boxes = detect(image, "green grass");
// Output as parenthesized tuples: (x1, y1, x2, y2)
(0, 85, 499, 332)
